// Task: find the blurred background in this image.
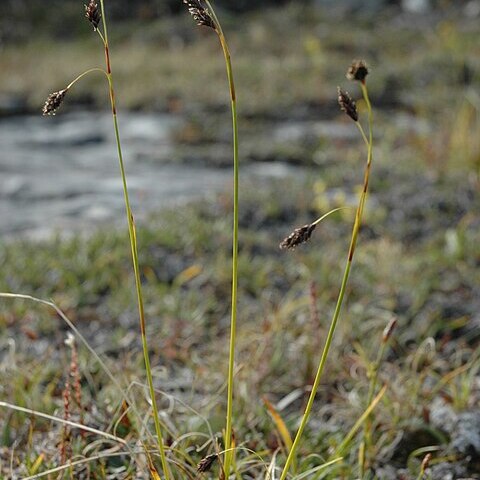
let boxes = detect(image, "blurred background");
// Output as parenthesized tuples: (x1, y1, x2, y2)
(1, 1, 480, 478)
(0, 0, 480, 235)
(0, 0, 479, 237)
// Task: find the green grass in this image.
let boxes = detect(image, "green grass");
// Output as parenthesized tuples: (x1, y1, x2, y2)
(1, 155, 478, 477)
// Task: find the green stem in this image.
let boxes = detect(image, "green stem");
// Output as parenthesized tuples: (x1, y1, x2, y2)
(202, 3, 240, 477)
(311, 207, 350, 227)
(218, 31, 239, 480)
(205, 0, 239, 479)
(98, 2, 171, 477)
(279, 83, 373, 480)
(359, 340, 387, 477)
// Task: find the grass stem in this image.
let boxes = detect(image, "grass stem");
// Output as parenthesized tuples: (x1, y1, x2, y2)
(98, 1, 171, 477)
(279, 82, 374, 480)
(204, 2, 240, 476)
(66, 68, 107, 89)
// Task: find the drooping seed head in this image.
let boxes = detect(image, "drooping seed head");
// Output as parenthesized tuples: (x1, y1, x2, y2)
(382, 317, 397, 343)
(280, 223, 317, 250)
(337, 87, 358, 122)
(421, 453, 432, 471)
(85, 1, 101, 31)
(42, 89, 69, 116)
(183, 0, 217, 30)
(197, 453, 218, 473)
(346, 60, 369, 82)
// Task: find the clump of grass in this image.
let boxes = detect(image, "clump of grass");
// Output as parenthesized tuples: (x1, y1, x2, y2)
(182, 1, 240, 476)
(359, 317, 397, 476)
(278, 60, 375, 479)
(42, 1, 170, 476)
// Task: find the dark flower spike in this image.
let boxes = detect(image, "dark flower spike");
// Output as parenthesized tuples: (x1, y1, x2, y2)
(183, 0, 217, 30)
(337, 87, 358, 122)
(42, 89, 69, 116)
(280, 223, 317, 250)
(197, 453, 219, 473)
(85, 1, 101, 31)
(346, 60, 369, 83)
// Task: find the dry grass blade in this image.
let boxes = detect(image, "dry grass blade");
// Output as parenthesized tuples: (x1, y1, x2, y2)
(21, 449, 143, 480)
(0, 401, 127, 445)
(263, 397, 294, 459)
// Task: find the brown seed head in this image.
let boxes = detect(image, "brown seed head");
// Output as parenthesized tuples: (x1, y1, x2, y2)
(183, 0, 217, 30)
(197, 453, 218, 473)
(85, 1, 101, 30)
(382, 317, 397, 343)
(42, 89, 69, 116)
(337, 87, 358, 122)
(421, 453, 432, 471)
(280, 223, 317, 250)
(347, 60, 369, 82)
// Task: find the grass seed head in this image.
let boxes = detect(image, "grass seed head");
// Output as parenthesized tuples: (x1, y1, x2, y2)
(382, 317, 397, 343)
(347, 60, 369, 82)
(42, 89, 69, 116)
(197, 453, 218, 473)
(85, 1, 101, 31)
(337, 87, 358, 122)
(280, 223, 317, 250)
(421, 453, 432, 471)
(183, 0, 217, 30)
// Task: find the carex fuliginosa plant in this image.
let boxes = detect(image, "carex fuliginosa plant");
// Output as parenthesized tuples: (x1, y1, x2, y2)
(43, 2, 171, 477)
(182, 1, 240, 477)
(278, 60, 375, 480)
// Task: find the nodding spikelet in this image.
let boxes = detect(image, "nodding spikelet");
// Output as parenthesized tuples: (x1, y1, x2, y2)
(382, 317, 397, 343)
(347, 60, 369, 82)
(183, 0, 217, 30)
(337, 87, 358, 122)
(42, 89, 69, 116)
(421, 453, 432, 471)
(85, 1, 101, 30)
(197, 453, 218, 473)
(280, 223, 317, 250)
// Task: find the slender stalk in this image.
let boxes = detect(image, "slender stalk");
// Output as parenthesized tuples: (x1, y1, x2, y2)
(0, 401, 127, 445)
(219, 32, 239, 480)
(66, 68, 107, 89)
(203, 2, 240, 476)
(279, 83, 374, 480)
(97, 2, 171, 477)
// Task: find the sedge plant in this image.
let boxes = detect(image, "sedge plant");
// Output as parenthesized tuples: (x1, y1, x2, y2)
(278, 60, 375, 479)
(182, 1, 240, 477)
(42, 2, 170, 476)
